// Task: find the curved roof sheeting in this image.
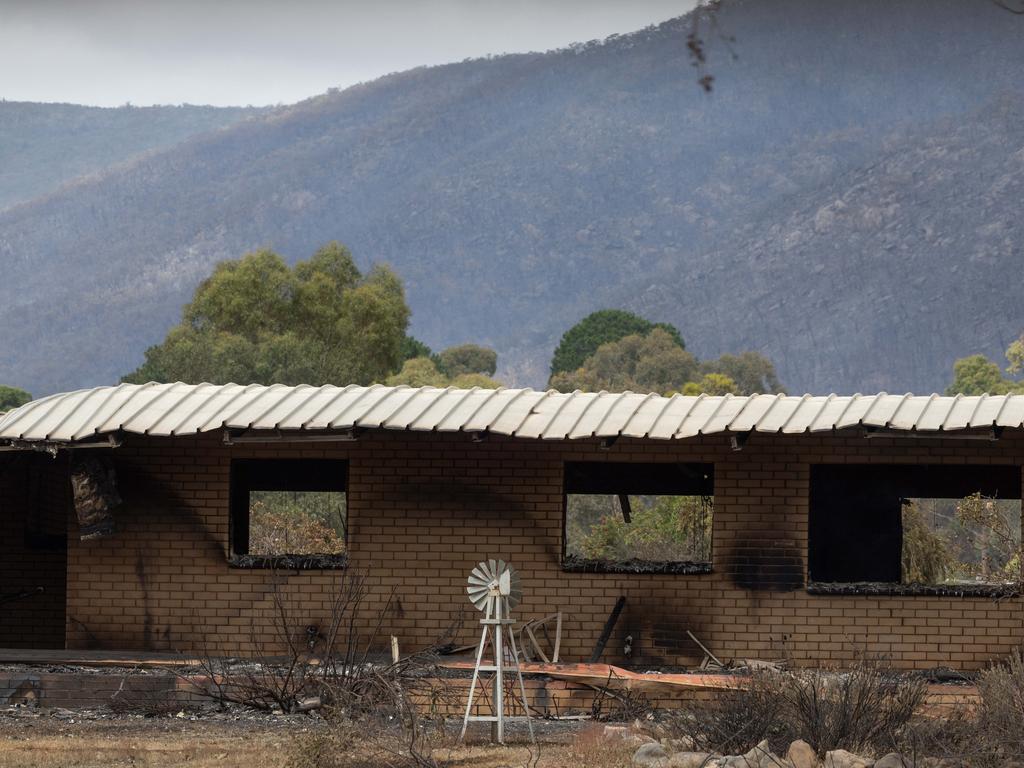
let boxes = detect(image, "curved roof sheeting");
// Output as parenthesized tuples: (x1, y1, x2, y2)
(1, 383, 1023, 445)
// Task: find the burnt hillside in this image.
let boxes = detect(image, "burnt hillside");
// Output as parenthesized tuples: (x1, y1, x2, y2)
(1, 0, 1022, 395)
(0, 101, 265, 211)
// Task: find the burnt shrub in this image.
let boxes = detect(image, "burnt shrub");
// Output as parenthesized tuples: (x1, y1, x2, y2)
(976, 647, 1024, 757)
(666, 659, 926, 757)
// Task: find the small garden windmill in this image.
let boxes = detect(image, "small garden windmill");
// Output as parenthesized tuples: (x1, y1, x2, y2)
(458, 559, 535, 745)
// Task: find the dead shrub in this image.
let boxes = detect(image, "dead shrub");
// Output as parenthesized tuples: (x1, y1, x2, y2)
(184, 568, 459, 768)
(666, 672, 790, 755)
(785, 660, 925, 757)
(589, 673, 654, 722)
(285, 720, 446, 768)
(563, 725, 639, 768)
(666, 658, 926, 757)
(976, 647, 1024, 756)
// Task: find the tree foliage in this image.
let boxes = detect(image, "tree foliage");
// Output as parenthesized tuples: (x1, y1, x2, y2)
(567, 494, 712, 563)
(122, 243, 411, 386)
(386, 352, 502, 389)
(0, 385, 32, 411)
(551, 328, 697, 393)
(699, 352, 784, 395)
(900, 494, 1021, 585)
(549, 309, 685, 378)
(549, 320, 784, 396)
(946, 335, 1024, 395)
(435, 344, 498, 378)
(900, 500, 953, 584)
(248, 490, 346, 556)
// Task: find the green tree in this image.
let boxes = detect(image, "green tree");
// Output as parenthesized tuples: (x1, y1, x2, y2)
(549, 309, 685, 379)
(567, 494, 712, 563)
(387, 351, 502, 389)
(946, 354, 1017, 395)
(550, 328, 698, 393)
(699, 351, 784, 395)
(0, 385, 32, 411)
(680, 373, 739, 396)
(901, 500, 953, 584)
(123, 243, 411, 386)
(386, 357, 448, 388)
(435, 344, 497, 378)
(1006, 334, 1024, 377)
(401, 336, 433, 362)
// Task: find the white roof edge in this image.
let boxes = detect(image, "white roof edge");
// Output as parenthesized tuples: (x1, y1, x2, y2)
(1, 384, 1022, 445)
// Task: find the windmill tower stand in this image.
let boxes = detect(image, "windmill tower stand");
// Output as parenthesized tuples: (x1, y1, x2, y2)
(459, 559, 535, 745)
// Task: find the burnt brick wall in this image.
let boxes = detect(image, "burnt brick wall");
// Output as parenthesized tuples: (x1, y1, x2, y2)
(0, 453, 68, 647)
(51, 429, 1024, 669)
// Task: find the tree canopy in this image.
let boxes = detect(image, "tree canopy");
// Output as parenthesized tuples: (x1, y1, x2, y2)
(436, 344, 497, 378)
(946, 335, 1024, 395)
(0, 385, 32, 411)
(123, 243, 410, 386)
(549, 321, 784, 396)
(387, 343, 502, 390)
(549, 309, 685, 379)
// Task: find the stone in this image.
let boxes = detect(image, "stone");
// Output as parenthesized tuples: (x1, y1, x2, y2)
(667, 752, 715, 768)
(787, 740, 819, 768)
(824, 750, 873, 768)
(605, 724, 656, 746)
(634, 742, 670, 767)
(663, 736, 697, 752)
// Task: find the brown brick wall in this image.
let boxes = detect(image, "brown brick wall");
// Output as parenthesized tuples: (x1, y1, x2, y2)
(0, 453, 68, 647)
(43, 428, 1024, 668)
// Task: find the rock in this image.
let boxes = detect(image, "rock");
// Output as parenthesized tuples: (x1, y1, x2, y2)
(873, 754, 911, 768)
(824, 750, 873, 768)
(667, 752, 714, 768)
(745, 739, 787, 768)
(662, 736, 697, 752)
(634, 742, 670, 767)
(787, 740, 819, 768)
(605, 724, 656, 746)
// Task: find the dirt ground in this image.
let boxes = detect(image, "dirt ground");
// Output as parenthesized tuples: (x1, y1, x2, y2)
(0, 708, 634, 768)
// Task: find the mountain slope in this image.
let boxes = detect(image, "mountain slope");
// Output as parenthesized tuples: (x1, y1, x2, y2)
(1, 0, 1022, 396)
(0, 101, 265, 211)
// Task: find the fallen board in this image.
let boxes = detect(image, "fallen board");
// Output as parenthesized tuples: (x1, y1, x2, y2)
(440, 660, 747, 692)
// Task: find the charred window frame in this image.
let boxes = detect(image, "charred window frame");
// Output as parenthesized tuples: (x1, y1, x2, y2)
(229, 459, 348, 569)
(808, 464, 1022, 597)
(562, 461, 714, 574)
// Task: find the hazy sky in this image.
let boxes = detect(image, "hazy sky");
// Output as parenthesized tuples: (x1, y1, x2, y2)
(0, 1, 697, 107)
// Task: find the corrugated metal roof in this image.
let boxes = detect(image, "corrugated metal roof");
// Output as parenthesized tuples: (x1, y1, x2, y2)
(1, 383, 1023, 445)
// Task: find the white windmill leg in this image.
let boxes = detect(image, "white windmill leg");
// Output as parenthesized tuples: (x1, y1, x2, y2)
(505, 618, 536, 746)
(459, 598, 492, 743)
(493, 595, 505, 744)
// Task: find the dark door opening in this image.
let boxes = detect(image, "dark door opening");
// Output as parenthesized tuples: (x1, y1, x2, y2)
(0, 453, 69, 648)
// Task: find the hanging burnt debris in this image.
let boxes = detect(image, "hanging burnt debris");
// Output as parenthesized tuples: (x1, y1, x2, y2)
(70, 454, 122, 540)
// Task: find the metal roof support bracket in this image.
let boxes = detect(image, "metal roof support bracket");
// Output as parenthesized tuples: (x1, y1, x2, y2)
(222, 428, 362, 445)
(0, 434, 121, 455)
(862, 426, 1002, 442)
(729, 431, 751, 452)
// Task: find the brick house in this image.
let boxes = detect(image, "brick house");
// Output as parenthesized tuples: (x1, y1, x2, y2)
(1, 383, 1022, 670)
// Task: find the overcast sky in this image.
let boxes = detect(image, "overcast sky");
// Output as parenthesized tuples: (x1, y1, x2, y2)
(0, 1, 697, 107)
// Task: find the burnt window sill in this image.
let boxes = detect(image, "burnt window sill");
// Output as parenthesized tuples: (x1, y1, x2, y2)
(228, 553, 349, 570)
(807, 581, 1020, 598)
(562, 555, 712, 575)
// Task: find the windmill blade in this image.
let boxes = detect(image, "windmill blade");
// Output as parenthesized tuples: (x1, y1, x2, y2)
(466, 559, 523, 613)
